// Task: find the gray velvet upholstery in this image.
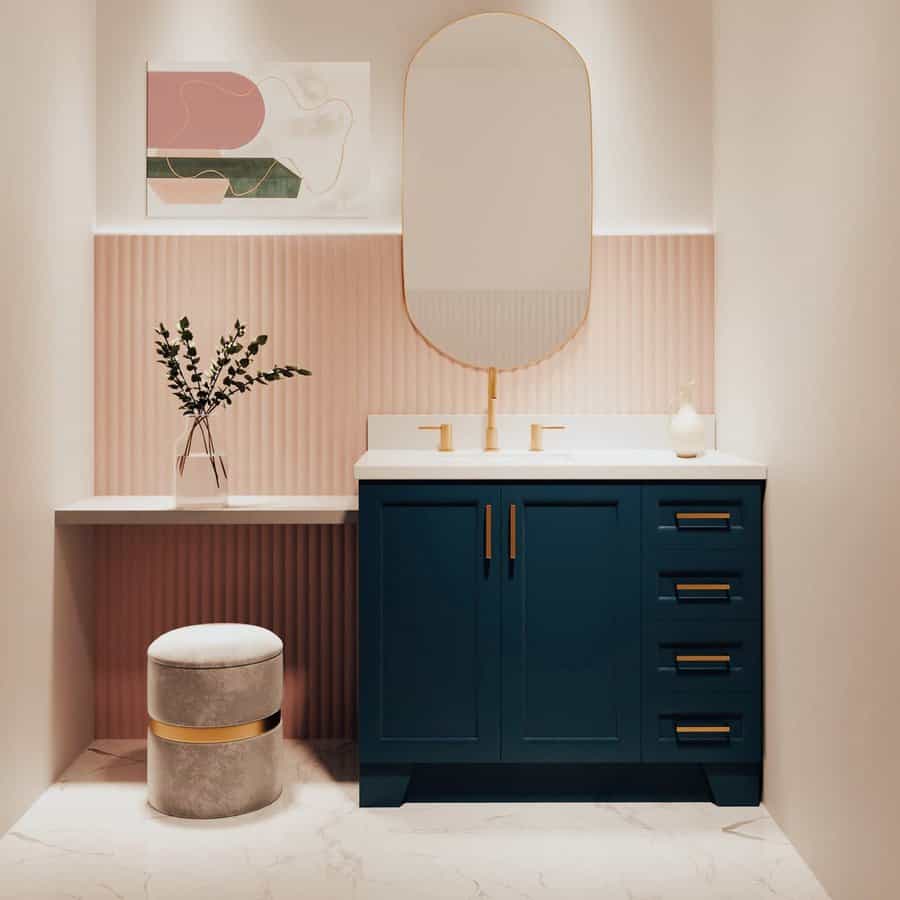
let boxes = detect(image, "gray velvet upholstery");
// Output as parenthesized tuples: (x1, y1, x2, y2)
(148, 654, 283, 727)
(147, 723, 283, 819)
(148, 623, 283, 668)
(147, 624, 284, 819)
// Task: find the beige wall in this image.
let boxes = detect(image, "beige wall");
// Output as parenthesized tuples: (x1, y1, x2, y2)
(0, 2, 96, 833)
(714, 2, 900, 896)
(96, 0, 712, 233)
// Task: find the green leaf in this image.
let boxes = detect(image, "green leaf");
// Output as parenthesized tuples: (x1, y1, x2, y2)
(256, 334, 268, 346)
(179, 316, 189, 329)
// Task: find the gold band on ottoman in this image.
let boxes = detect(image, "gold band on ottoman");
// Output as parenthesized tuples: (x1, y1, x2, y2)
(149, 710, 281, 744)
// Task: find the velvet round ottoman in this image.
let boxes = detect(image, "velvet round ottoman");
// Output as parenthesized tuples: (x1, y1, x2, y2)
(147, 623, 283, 819)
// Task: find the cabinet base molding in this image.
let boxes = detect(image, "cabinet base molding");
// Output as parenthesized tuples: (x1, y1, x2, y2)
(703, 764, 762, 807)
(358, 767, 412, 807)
(359, 763, 761, 808)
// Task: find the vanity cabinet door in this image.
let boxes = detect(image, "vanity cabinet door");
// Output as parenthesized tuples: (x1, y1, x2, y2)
(500, 485, 641, 762)
(359, 483, 501, 763)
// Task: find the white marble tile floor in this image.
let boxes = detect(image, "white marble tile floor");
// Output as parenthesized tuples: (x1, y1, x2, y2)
(0, 740, 831, 900)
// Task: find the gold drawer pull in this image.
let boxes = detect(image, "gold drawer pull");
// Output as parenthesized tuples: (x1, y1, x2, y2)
(676, 512, 731, 521)
(676, 583, 732, 592)
(509, 504, 517, 560)
(676, 725, 731, 735)
(676, 655, 731, 663)
(485, 505, 492, 560)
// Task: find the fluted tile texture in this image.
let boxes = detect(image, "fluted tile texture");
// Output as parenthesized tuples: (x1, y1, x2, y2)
(95, 234, 714, 496)
(95, 525, 357, 739)
(92, 233, 714, 738)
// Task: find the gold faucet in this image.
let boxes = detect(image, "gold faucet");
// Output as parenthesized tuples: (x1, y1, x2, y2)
(485, 367, 499, 451)
(418, 423, 454, 452)
(529, 423, 566, 451)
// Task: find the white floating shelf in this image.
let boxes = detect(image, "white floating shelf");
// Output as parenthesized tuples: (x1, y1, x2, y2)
(55, 495, 358, 526)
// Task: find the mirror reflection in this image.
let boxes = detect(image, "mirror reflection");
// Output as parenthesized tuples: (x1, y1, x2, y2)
(403, 13, 592, 370)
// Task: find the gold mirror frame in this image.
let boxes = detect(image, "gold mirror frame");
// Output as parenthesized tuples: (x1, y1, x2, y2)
(400, 11, 593, 373)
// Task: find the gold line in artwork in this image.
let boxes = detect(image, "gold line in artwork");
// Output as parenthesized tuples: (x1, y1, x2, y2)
(256, 74, 355, 195)
(163, 157, 280, 197)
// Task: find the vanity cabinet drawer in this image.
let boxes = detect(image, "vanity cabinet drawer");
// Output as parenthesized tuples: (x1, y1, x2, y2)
(643, 551, 761, 621)
(642, 695, 761, 763)
(643, 621, 761, 695)
(643, 484, 762, 551)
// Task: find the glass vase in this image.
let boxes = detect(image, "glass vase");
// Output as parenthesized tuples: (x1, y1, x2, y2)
(173, 414, 228, 508)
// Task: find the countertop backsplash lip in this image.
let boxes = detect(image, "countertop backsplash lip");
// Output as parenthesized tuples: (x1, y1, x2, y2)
(94, 233, 714, 496)
(367, 413, 717, 453)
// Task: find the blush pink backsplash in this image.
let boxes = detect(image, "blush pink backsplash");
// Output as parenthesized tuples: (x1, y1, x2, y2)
(94, 234, 714, 496)
(92, 232, 714, 738)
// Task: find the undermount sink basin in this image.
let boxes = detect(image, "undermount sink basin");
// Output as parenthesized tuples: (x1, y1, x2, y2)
(442, 450, 574, 464)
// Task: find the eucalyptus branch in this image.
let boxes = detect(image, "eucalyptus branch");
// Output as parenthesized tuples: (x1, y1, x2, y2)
(155, 317, 312, 429)
(155, 323, 195, 411)
(204, 320, 246, 407)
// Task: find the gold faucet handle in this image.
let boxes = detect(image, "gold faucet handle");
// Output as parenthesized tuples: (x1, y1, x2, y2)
(530, 423, 566, 452)
(419, 423, 454, 452)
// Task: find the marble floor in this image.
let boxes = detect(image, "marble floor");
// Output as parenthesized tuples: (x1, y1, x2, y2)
(0, 740, 831, 900)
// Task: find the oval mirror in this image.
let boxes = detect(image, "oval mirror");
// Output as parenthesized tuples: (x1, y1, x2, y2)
(402, 13, 592, 370)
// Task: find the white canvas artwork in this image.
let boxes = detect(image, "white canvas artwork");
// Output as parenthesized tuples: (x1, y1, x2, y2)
(147, 61, 370, 218)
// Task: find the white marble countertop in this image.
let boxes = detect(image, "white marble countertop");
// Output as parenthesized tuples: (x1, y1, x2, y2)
(55, 495, 358, 525)
(354, 449, 766, 481)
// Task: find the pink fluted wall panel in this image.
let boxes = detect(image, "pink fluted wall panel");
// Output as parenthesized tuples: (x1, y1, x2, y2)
(94, 234, 714, 496)
(92, 233, 714, 738)
(94, 524, 357, 739)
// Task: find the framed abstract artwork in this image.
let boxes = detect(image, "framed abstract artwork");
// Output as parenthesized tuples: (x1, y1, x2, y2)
(146, 62, 369, 218)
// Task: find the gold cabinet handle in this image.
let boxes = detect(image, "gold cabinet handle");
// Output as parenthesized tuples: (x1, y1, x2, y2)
(676, 512, 731, 521)
(418, 423, 454, 452)
(675, 655, 731, 663)
(676, 725, 731, 734)
(485, 504, 492, 560)
(529, 423, 566, 451)
(676, 583, 732, 592)
(509, 504, 517, 560)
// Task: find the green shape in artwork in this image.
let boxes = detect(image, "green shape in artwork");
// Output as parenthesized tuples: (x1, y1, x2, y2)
(147, 158, 302, 199)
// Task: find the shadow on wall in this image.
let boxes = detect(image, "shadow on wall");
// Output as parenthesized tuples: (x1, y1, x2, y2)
(50, 526, 95, 786)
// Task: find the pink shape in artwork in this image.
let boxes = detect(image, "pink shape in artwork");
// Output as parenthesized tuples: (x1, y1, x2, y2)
(147, 71, 265, 150)
(148, 178, 229, 204)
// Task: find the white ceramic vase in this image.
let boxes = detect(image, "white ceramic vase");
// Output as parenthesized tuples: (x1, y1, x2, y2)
(670, 382, 705, 458)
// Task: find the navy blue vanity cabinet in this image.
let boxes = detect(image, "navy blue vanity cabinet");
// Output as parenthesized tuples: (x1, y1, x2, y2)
(358, 483, 501, 770)
(359, 480, 763, 808)
(641, 483, 764, 806)
(501, 484, 641, 762)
